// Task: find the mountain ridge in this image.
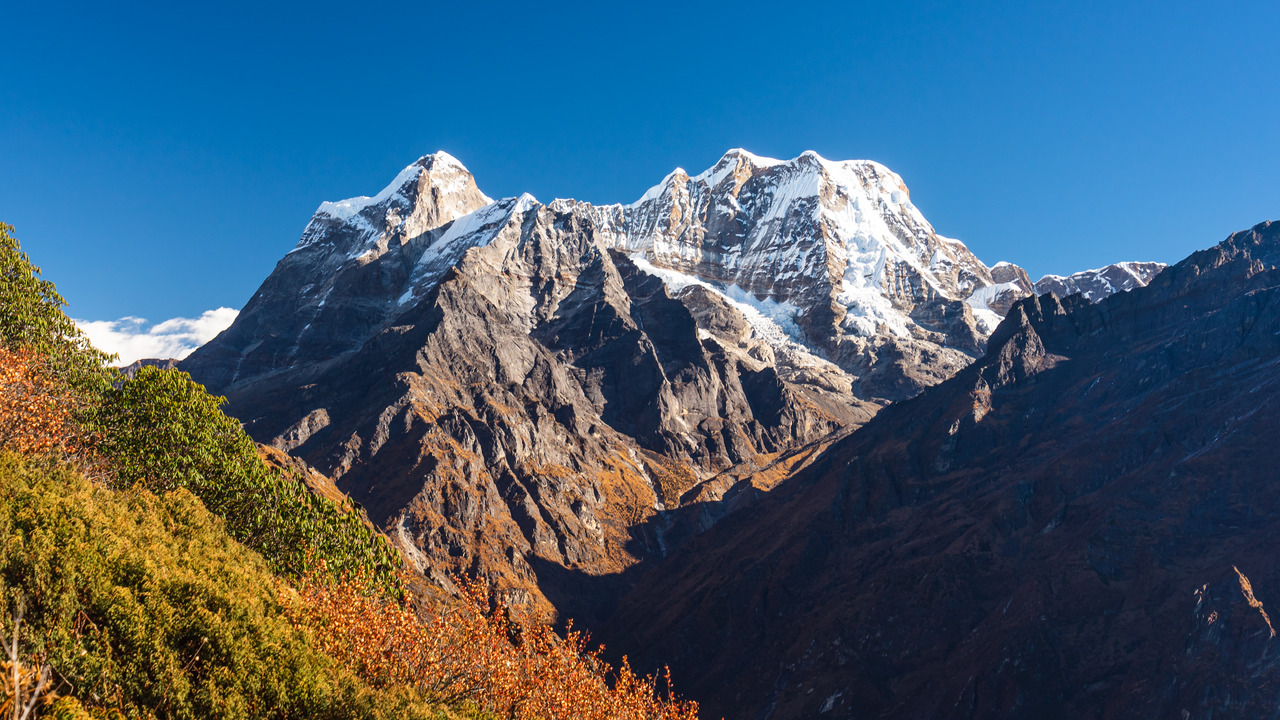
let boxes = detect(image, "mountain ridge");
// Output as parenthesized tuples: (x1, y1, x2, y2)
(180, 148, 1169, 633)
(604, 220, 1280, 719)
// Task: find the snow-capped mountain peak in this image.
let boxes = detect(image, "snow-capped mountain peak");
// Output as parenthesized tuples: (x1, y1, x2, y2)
(291, 152, 493, 265)
(687, 147, 783, 190)
(1034, 261, 1167, 302)
(314, 151, 487, 222)
(231, 149, 1161, 402)
(614, 149, 987, 303)
(573, 149, 995, 395)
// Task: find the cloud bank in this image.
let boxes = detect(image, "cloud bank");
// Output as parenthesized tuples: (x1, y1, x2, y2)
(75, 308, 239, 365)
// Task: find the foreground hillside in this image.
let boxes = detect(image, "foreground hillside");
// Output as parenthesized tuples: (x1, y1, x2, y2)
(0, 455, 423, 719)
(608, 221, 1280, 719)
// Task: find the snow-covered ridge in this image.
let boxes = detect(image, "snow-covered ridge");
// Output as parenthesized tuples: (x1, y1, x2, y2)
(234, 148, 1166, 402)
(576, 148, 994, 355)
(630, 253, 806, 348)
(1034, 261, 1167, 303)
(316, 162, 423, 222)
(286, 149, 1000, 391)
(1036, 260, 1163, 287)
(289, 150, 1164, 346)
(397, 193, 541, 307)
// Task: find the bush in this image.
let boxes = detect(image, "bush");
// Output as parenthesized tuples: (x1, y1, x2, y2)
(289, 571, 700, 720)
(87, 366, 403, 596)
(0, 347, 79, 457)
(0, 223, 401, 597)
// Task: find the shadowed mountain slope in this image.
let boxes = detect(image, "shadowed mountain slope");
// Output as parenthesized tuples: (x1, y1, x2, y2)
(607, 221, 1280, 720)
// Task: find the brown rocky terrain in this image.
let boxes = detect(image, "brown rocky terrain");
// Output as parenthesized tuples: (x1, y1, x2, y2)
(605, 221, 1280, 719)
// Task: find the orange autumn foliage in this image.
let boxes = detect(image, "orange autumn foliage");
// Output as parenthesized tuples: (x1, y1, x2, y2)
(0, 347, 79, 457)
(289, 570, 700, 720)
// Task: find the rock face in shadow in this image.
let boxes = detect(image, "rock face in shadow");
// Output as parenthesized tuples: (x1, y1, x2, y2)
(607, 221, 1280, 719)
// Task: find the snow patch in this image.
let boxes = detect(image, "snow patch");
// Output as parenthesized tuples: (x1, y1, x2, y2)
(317, 162, 423, 221)
(402, 196, 529, 301)
(630, 253, 806, 348)
(964, 282, 1024, 335)
(965, 282, 1023, 312)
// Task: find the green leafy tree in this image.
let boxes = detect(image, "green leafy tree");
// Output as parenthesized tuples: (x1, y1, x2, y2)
(0, 223, 114, 394)
(88, 366, 404, 596)
(0, 223, 402, 596)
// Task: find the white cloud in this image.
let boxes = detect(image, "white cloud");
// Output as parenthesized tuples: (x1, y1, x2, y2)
(75, 308, 239, 365)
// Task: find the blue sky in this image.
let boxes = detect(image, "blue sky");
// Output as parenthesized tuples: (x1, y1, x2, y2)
(2, 0, 1277, 331)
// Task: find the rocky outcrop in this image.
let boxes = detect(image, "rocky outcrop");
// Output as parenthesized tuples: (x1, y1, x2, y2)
(116, 357, 179, 378)
(606, 221, 1280, 719)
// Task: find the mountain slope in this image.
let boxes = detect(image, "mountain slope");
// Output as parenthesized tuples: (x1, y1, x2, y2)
(582, 148, 994, 400)
(192, 149, 1000, 404)
(183, 152, 907, 619)
(180, 148, 1164, 629)
(607, 221, 1280, 719)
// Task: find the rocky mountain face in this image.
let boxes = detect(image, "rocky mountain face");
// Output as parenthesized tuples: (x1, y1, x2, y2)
(117, 357, 179, 378)
(187, 150, 947, 619)
(182, 148, 1169, 625)
(177, 148, 1200, 716)
(606, 221, 1280, 719)
(578, 149, 997, 401)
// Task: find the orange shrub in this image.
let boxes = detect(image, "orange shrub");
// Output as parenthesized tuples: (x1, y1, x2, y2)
(288, 570, 700, 720)
(0, 346, 79, 457)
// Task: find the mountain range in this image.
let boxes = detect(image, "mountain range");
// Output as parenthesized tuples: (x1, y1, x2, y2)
(173, 151, 1273, 720)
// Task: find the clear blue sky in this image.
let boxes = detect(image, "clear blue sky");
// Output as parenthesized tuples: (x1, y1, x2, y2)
(2, 0, 1277, 324)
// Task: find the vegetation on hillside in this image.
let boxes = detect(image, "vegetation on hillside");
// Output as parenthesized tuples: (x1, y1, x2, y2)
(0, 454, 436, 720)
(88, 366, 402, 595)
(0, 223, 114, 395)
(291, 572, 698, 720)
(0, 222, 700, 719)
